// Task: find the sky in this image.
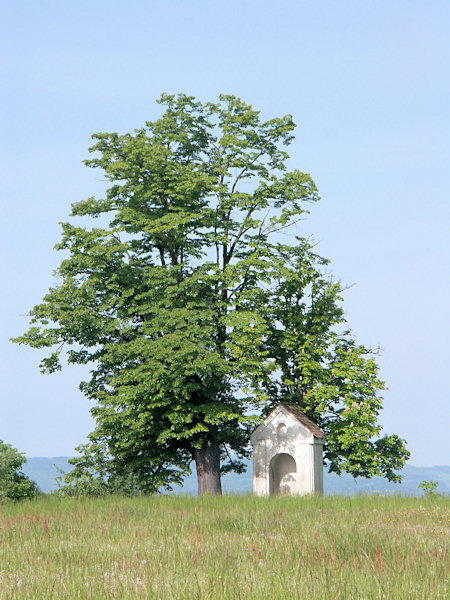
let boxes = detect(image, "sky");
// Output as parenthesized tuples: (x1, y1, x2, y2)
(1, 1, 449, 466)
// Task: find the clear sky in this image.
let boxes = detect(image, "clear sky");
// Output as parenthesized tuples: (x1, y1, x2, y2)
(1, 1, 449, 466)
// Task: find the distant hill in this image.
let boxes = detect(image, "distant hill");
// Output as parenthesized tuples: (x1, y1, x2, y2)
(23, 457, 72, 493)
(170, 464, 450, 496)
(23, 457, 450, 496)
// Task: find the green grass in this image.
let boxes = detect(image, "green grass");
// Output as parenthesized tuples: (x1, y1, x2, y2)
(0, 494, 448, 599)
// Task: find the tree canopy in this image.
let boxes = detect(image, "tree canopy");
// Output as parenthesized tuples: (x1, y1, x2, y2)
(0, 441, 38, 502)
(14, 94, 409, 494)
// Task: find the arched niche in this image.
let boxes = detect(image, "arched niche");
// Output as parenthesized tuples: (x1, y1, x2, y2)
(269, 453, 297, 495)
(277, 422, 287, 440)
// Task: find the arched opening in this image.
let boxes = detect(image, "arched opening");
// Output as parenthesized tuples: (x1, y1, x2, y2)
(269, 453, 297, 495)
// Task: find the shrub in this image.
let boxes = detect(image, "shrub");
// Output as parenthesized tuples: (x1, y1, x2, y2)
(418, 479, 439, 497)
(55, 460, 143, 497)
(0, 440, 38, 501)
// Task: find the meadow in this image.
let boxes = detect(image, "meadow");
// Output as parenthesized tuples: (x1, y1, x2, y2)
(0, 494, 448, 599)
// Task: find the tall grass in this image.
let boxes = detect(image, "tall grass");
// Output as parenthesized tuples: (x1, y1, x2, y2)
(0, 494, 448, 599)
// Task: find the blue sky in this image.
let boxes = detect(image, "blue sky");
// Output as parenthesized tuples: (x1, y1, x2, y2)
(1, 1, 449, 466)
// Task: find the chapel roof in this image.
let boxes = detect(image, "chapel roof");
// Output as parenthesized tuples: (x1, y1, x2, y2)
(266, 402, 325, 438)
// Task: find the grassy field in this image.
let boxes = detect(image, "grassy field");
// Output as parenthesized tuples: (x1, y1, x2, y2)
(0, 494, 448, 599)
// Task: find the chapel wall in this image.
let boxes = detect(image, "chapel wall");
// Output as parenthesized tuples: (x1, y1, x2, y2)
(250, 404, 324, 497)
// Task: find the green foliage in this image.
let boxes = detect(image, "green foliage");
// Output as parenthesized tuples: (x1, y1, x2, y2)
(54, 443, 150, 497)
(263, 240, 409, 482)
(0, 441, 38, 502)
(13, 93, 408, 491)
(418, 480, 439, 497)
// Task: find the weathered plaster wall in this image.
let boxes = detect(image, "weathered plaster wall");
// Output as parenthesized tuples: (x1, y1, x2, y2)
(250, 405, 324, 496)
(313, 440, 324, 494)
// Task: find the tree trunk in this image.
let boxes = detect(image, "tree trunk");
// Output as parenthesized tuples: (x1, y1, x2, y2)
(193, 443, 222, 495)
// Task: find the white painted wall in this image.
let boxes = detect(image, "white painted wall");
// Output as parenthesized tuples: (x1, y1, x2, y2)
(250, 405, 324, 496)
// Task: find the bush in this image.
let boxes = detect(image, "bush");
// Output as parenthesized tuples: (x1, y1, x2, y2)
(0, 440, 38, 501)
(55, 460, 143, 498)
(418, 479, 439, 497)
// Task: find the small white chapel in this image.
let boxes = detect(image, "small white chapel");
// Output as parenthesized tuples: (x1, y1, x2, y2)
(250, 402, 325, 496)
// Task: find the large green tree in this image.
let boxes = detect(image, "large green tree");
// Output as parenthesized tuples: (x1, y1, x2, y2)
(14, 94, 408, 494)
(263, 241, 408, 481)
